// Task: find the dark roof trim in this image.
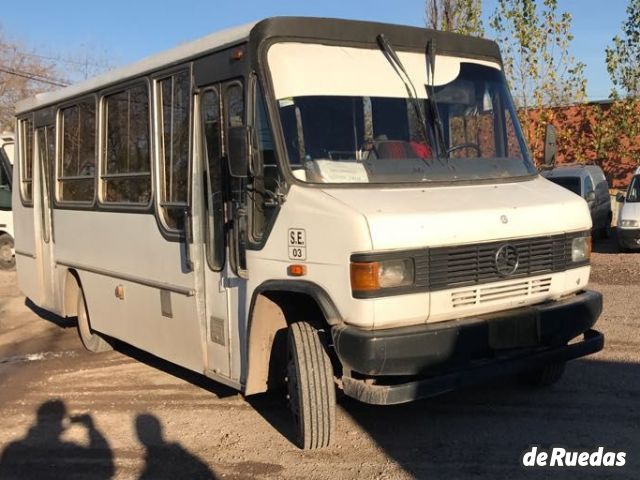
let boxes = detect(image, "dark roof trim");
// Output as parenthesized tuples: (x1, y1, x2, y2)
(249, 17, 502, 63)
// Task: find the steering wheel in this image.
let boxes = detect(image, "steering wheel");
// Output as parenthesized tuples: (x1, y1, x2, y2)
(447, 143, 481, 155)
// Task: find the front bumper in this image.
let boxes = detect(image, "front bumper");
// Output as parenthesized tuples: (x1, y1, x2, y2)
(617, 228, 640, 249)
(331, 290, 603, 404)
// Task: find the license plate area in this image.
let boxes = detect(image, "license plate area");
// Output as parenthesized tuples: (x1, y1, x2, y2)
(488, 311, 540, 349)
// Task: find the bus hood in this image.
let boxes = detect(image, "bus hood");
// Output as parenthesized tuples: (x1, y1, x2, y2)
(322, 177, 591, 250)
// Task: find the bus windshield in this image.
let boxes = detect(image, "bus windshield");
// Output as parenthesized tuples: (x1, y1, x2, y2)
(0, 147, 12, 210)
(547, 176, 581, 196)
(627, 175, 640, 203)
(268, 43, 535, 185)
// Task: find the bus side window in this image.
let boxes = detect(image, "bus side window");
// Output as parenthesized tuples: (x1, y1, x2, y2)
(0, 149, 10, 210)
(19, 117, 34, 204)
(225, 83, 247, 273)
(102, 84, 151, 205)
(158, 70, 191, 229)
(59, 101, 96, 203)
(201, 89, 225, 271)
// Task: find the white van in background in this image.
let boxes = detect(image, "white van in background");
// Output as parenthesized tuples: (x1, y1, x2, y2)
(0, 131, 15, 270)
(616, 166, 640, 251)
(541, 164, 612, 239)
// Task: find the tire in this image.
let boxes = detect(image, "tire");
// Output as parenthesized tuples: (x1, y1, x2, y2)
(76, 286, 112, 353)
(0, 234, 15, 270)
(523, 362, 566, 387)
(286, 322, 336, 450)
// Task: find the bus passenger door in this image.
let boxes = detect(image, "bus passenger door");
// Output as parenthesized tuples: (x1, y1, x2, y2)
(34, 124, 56, 309)
(197, 84, 235, 381)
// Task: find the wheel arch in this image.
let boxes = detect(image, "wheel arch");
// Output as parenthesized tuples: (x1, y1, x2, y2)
(62, 268, 82, 318)
(244, 280, 342, 396)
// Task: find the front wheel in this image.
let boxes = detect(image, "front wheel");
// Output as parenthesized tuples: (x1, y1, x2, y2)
(0, 234, 15, 270)
(286, 322, 336, 450)
(523, 362, 566, 387)
(77, 286, 112, 353)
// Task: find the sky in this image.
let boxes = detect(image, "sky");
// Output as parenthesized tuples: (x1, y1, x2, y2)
(0, 0, 630, 100)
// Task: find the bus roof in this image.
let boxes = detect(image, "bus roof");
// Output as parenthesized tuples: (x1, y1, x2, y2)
(16, 17, 501, 115)
(15, 21, 257, 114)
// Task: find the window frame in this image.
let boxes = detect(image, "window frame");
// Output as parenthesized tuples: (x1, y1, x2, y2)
(199, 85, 226, 272)
(98, 78, 154, 210)
(55, 95, 98, 208)
(152, 65, 193, 232)
(18, 115, 35, 207)
(248, 79, 281, 247)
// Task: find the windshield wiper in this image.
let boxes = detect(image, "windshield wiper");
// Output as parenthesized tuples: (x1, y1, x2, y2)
(376, 34, 434, 158)
(424, 39, 448, 159)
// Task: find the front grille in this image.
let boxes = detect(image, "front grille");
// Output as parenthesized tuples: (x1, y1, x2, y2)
(411, 233, 586, 292)
(351, 232, 588, 298)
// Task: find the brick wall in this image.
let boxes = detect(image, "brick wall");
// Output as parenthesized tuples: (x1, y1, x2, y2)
(523, 101, 640, 189)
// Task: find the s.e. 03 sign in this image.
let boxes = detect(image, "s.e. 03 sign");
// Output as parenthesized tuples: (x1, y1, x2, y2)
(288, 228, 307, 260)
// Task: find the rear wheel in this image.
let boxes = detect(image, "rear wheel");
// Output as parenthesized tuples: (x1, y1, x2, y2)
(77, 286, 112, 353)
(286, 322, 335, 450)
(0, 234, 15, 270)
(523, 362, 566, 387)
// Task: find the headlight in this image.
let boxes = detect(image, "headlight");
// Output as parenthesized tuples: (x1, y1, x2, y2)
(620, 219, 639, 228)
(351, 258, 414, 293)
(571, 236, 591, 262)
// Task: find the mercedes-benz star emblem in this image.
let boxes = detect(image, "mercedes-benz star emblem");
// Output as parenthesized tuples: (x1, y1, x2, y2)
(500, 215, 509, 224)
(494, 244, 519, 276)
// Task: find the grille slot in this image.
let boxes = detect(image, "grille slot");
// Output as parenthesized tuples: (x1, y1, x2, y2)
(451, 277, 553, 308)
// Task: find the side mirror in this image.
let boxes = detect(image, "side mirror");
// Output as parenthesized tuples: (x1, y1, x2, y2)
(617, 192, 626, 203)
(586, 191, 596, 203)
(543, 123, 557, 167)
(228, 126, 251, 178)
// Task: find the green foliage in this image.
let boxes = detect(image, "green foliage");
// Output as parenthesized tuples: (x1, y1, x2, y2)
(490, 0, 587, 162)
(594, 0, 640, 167)
(426, 0, 484, 36)
(606, 0, 640, 99)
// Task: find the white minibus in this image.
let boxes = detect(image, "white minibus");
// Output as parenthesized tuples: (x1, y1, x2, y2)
(14, 17, 603, 449)
(1, 131, 15, 269)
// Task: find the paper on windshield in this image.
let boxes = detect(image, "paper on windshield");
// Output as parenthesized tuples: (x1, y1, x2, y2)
(307, 160, 369, 183)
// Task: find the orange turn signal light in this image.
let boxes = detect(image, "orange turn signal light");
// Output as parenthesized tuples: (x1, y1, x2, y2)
(350, 262, 381, 292)
(287, 264, 307, 277)
(232, 48, 244, 60)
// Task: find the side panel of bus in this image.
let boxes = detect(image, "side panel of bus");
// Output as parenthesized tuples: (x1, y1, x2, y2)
(14, 118, 42, 304)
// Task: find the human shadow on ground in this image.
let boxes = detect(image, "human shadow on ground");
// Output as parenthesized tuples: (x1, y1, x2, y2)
(0, 400, 219, 480)
(0, 399, 114, 479)
(135, 413, 217, 480)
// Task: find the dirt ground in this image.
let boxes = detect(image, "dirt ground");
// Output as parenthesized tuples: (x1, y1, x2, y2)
(0, 234, 639, 479)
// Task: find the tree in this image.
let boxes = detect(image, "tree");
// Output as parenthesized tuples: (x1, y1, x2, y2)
(0, 29, 64, 131)
(490, 0, 587, 163)
(426, 0, 484, 36)
(0, 29, 112, 132)
(602, 0, 640, 167)
(606, 0, 640, 99)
